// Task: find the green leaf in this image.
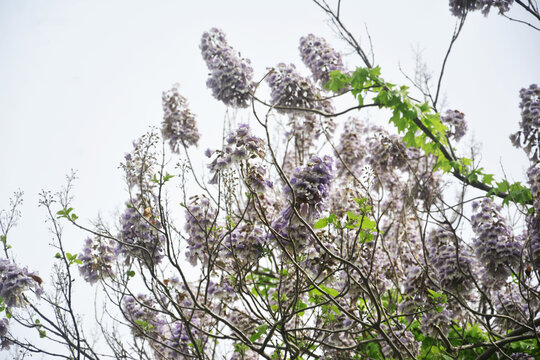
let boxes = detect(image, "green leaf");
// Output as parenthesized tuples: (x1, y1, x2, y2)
(249, 323, 268, 342)
(127, 270, 136, 278)
(313, 217, 328, 229)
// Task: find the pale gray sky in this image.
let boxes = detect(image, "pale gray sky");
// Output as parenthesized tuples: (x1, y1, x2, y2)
(0, 0, 538, 356)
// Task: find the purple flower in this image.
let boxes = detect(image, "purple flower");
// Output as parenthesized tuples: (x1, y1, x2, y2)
(285, 155, 334, 219)
(0, 318, 10, 350)
(207, 124, 268, 191)
(510, 84, 540, 162)
(78, 236, 116, 284)
(0, 259, 42, 308)
(441, 109, 468, 141)
(298, 34, 344, 85)
(162, 84, 200, 151)
(471, 198, 521, 283)
(116, 205, 165, 265)
(200, 28, 254, 108)
(449, 0, 514, 16)
(427, 228, 475, 296)
(380, 322, 419, 358)
(184, 196, 220, 266)
(266, 63, 333, 115)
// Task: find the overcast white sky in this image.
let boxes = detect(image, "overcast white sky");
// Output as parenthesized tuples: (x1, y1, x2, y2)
(0, 0, 538, 356)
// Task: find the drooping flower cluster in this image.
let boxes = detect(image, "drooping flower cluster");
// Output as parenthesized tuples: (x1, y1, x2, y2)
(266, 63, 332, 115)
(334, 117, 367, 176)
(161, 84, 200, 152)
(471, 198, 522, 283)
(207, 124, 269, 191)
(284, 155, 334, 220)
(117, 205, 165, 265)
(154, 319, 207, 360)
(122, 132, 159, 195)
(298, 34, 344, 85)
(380, 322, 420, 359)
(200, 28, 254, 108)
(441, 109, 468, 141)
(0, 259, 42, 308)
(184, 196, 220, 266)
(224, 223, 266, 268)
(78, 236, 116, 284)
(0, 318, 9, 350)
(510, 84, 540, 163)
(449, 0, 514, 16)
(122, 294, 164, 338)
(492, 283, 537, 331)
(427, 228, 475, 296)
(421, 307, 454, 337)
(526, 164, 540, 270)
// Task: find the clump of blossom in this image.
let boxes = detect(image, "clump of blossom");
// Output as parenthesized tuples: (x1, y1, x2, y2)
(154, 320, 207, 359)
(471, 198, 522, 283)
(526, 164, 540, 270)
(318, 315, 357, 360)
(122, 294, 164, 338)
(441, 109, 468, 141)
(334, 117, 367, 175)
(0, 259, 42, 308)
(421, 307, 454, 337)
(230, 348, 259, 360)
(380, 322, 420, 359)
(365, 130, 408, 174)
(207, 124, 269, 191)
(200, 28, 254, 108)
(122, 133, 159, 194)
(427, 228, 475, 296)
(0, 318, 10, 350)
(161, 84, 200, 152)
(510, 353, 535, 360)
(449, 0, 514, 17)
(184, 196, 221, 266)
(298, 34, 344, 85)
(117, 205, 165, 265)
(266, 63, 333, 115)
(284, 155, 334, 220)
(492, 284, 536, 331)
(224, 223, 266, 267)
(78, 236, 116, 284)
(510, 84, 540, 162)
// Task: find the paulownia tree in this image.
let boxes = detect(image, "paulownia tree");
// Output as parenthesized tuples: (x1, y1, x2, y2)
(0, 1, 539, 359)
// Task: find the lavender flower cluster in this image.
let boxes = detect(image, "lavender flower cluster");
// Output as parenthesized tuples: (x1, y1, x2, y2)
(298, 34, 344, 85)
(161, 84, 200, 152)
(471, 198, 521, 283)
(526, 163, 540, 270)
(122, 133, 159, 194)
(0, 259, 42, 308)
(117, 205, 165, 265)
(122, 294, 163, 337)
(492, 283, 536, 331)
(266, 63, 331, 115)
(78, 236, 116, 284)
(0, 318, 9, 350)
(207, 124, 269, 191)
(510, 84, 540, 163)
(380, 322, 419, 359)
(224, 224, 266, 267)
(184, 196, 220, 266)
(449, 0, 514, 16)
(284, 155, 334, 220)
(427, 228, 475, 296)
(441, 109, 468, 141)
(200, 28, 254, 108)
